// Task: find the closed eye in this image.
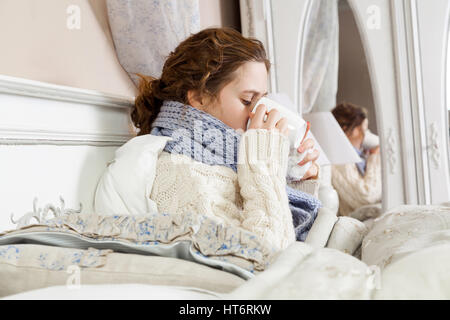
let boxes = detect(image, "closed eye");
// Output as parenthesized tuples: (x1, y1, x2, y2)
(241, 99, 252, 106)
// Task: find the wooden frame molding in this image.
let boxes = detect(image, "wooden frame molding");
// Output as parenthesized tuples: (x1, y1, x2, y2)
(0, 75, 136, 146)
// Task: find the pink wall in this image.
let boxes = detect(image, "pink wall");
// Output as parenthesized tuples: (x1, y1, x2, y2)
(0, 0, 137, 97)
(0, 0, 240, 98)
(199, 0, 241, 30)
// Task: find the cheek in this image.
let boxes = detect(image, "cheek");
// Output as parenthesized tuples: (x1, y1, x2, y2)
(358, 130, 366, 142)
(228, 101, 249, 126)
(217, 96, 249, 129)
(217, 94, 249, 130)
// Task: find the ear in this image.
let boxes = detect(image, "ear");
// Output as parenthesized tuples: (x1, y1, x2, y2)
(187, 90, 204, 109)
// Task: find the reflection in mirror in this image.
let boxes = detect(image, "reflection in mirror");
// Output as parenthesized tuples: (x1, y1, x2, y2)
(329, 0, 382, 221)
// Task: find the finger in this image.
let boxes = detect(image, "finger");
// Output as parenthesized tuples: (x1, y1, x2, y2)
(298, 149, 320, 166)
(369, 146, 380, 154)
(249, 104, 267, 128)
(298, 149, 319, 166)
(297, 138, 315, 153)
(265, 109, 282, 128)
(301, 121, 311, 143)
(275, 117, 289, 136)
(301, 163, 319, 181)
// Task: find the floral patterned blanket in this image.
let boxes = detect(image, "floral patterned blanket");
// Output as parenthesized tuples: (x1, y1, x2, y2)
(0, 198, 279, 280)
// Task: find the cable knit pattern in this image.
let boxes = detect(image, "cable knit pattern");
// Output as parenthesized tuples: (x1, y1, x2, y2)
(151, 129, 296, 251)
(237, 129, 295, 249)
(150, 152, 244, 227)
(331, 152, 382, 216)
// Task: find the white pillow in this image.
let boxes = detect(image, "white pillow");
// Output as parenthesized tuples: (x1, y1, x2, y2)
(229, 242, 374, 300)
(326, 216, 369, 255)
(375, 243, 450, 299)
(94, 134, 171, 216)
(362, 204, 450, 269)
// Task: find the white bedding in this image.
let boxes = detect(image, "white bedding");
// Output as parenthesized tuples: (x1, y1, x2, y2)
(2, 243, 376, 301)
(3, 284, 221, 300)
(2, 200, 450, 299)
(226, 241, 374, 300)
(2, 242, 376, 300)
(362, 204, 450, 269)
(226, 204, 450, 300)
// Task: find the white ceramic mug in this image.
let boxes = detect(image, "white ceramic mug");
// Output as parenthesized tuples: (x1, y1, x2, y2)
(247, 96, 309, 149)
(362, 129, 379, 150)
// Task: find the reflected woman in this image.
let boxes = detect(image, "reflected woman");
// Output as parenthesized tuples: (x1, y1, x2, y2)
(331, 102, 382, 217)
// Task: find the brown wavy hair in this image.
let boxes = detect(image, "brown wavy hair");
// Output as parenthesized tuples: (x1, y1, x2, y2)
(332, 102, 368, 135)
(131, 27, 271, 136)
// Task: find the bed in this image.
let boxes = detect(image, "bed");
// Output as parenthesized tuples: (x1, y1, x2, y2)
(0, 73, 362, 299)
(2, 201, 450, 300)
(0, 74, 449, 300)
(2, 0, 450, 300)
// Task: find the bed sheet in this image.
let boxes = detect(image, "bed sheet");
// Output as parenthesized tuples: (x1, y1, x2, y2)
(3, 283, 221, 300)
(0, 243, 245, 298)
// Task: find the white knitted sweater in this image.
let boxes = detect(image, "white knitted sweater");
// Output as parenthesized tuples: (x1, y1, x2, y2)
(331, 152, 382, 217)
(150, 129, 303, 250)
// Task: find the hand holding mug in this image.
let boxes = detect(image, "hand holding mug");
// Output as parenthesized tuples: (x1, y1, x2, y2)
(296, 138, 320, 180)
(248, 104, 289, 137)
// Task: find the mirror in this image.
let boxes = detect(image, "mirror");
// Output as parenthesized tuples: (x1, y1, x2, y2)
(298, 0, 382, 219)
(331, 0, 382, 218)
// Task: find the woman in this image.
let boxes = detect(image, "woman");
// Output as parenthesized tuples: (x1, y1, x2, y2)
(132, 28, 321, 250)
(331, 102, 382, 217)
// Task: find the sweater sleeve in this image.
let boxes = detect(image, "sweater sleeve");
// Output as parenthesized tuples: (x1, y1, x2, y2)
(287, 165, 321, 198)
(351, 152, 382, 202)
(332, 152, 382, 211)
(236, 129, 296, 250)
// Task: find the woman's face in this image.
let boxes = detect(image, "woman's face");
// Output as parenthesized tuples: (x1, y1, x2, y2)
(194, 61, 268, 131)
(348, 118, 369, 149)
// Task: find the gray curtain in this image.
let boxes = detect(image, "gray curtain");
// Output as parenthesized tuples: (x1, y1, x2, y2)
(302, 0, 339, 114)
(106, 0, 200, 86)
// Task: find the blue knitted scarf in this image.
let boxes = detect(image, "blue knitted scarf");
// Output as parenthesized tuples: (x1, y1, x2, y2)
(150, 100, 321, 241)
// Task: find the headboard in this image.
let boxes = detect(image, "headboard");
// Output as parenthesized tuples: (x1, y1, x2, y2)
(0, 74, 135, 231)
